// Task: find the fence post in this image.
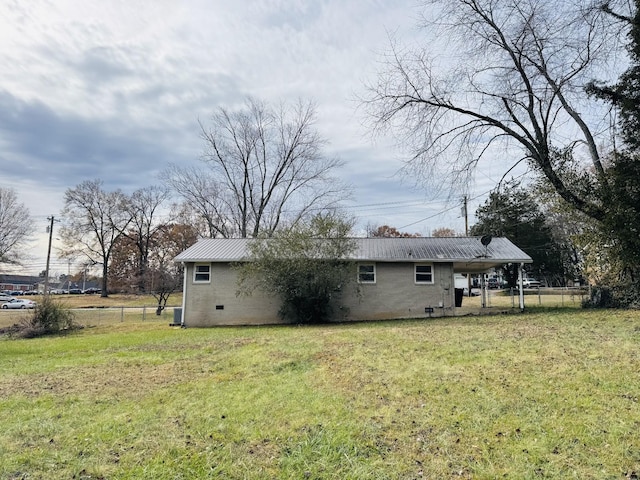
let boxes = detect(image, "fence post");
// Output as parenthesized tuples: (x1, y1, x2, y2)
(538, 288, 541, 305)
(121, 306, 124, 322)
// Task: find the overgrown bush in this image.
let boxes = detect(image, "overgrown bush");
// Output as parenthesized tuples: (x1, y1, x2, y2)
(582, 282, 640, 309)
(583, 286, 617, 308)
(236, 213, 357, 324)
(13, 297, 78, 338)
(274, 260, 352, 323)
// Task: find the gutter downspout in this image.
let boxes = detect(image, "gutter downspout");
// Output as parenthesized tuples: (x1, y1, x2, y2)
(180, 262, 187, 326)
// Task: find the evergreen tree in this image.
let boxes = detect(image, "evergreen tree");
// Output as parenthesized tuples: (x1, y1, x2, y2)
(470, 182, 566, 287)
(586, 1, 640, 285)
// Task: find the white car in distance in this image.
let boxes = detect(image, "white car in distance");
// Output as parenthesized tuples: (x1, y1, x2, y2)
(522, 277, 542, 288)
(0, 293, 13, 303)
(1, 298, 37, 309)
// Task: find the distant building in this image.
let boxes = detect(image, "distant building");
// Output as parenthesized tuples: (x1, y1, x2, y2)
(0, 274, 40, 293)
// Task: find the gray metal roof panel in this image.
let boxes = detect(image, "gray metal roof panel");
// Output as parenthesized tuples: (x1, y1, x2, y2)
(174, 237, 532, 264)
(354, 236, 530, 262)
(174, 238, 251, 262)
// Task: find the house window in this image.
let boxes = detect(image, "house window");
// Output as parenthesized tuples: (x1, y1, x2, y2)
(415, 264, 433, 284)
(358, 263, 376, 283)
(193, 263, 211, 283)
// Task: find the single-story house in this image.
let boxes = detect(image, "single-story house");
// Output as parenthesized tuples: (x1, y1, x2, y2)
(173, 236, 532, 327)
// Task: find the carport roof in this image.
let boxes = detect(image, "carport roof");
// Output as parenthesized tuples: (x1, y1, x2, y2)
(174, 236, 532, 273)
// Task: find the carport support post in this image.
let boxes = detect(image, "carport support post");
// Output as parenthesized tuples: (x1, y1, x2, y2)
(518, 263, 525, 311)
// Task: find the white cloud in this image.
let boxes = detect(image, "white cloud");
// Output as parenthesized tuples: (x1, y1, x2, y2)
(1, 0, 503, 274)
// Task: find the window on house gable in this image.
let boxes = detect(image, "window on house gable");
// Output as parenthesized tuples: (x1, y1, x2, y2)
(194, 263, 211, 283)
(415, 264, 433, 284)
(358, 263, 376, 283)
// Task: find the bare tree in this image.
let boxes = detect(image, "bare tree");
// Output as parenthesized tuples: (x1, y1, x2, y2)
(363, 0, 630, 221)
(123, 185, 171, 292)
(432, 227, 457, 238)
(163, 164, 231, 238)
(194, 97, 349, 238)
(148, 222, 199, 314)
(60, 180, 133, 297)
(0, 187, 33, 266)
(367, 224, 422, 237)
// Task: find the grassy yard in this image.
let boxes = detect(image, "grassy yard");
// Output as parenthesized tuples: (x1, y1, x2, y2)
(1, 309, 639, 479)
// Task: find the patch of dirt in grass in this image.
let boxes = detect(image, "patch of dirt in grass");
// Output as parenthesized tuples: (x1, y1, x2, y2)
(0, 334, 261, 402)
(245, 437, 280, 459)
(0, 360, 201, 400)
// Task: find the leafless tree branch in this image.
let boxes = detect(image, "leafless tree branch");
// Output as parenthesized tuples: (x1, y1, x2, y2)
(362, 0, 631, 219)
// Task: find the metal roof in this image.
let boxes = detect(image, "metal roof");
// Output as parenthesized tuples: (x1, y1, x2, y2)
(174, 238, 251, 263)
(174, 236, 532, 273)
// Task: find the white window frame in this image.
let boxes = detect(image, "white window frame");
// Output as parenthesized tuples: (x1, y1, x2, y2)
(193, 263, 211, 283)
(358, 263, 376, 284)
(414, 263, 434, 284)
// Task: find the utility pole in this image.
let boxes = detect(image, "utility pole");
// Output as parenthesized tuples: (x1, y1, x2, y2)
(44, 216, 54, 296)
(66, 258, 71, 291)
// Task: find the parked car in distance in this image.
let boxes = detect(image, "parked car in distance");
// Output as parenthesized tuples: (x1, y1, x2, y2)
(82, 287, 101, 294)
(0, 293, 13, 302)
(1, 298, 37, 309)
(10, 290, 24, 296)
(68, 288, 82, 294)
(522, 277, 541, 288)
(487, 278, 503, 289)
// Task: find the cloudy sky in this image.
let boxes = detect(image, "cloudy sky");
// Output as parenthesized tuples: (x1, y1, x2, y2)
(1, 0, 507, 276)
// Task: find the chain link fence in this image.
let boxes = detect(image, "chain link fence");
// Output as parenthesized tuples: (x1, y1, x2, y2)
(465, 287, 590, 310)
(2, 288, 591, 329)
(0, 306, 181, 329)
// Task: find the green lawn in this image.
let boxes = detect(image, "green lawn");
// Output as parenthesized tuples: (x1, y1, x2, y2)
(1, 309, 639, 479)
